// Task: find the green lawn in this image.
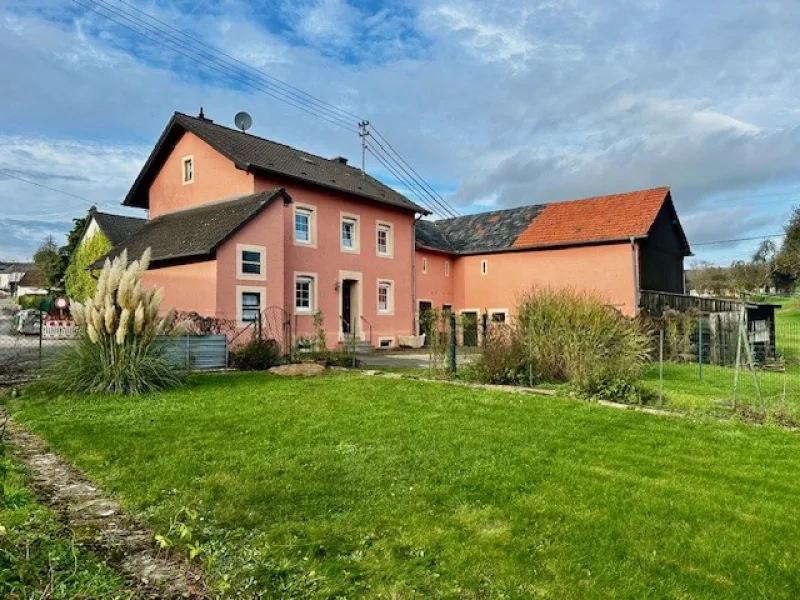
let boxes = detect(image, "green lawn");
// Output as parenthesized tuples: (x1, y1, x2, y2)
(7, 372, 800, 598)
(0, 445, 132, 598)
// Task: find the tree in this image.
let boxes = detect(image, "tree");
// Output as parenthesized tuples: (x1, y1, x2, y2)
(775, 206, 800, 289)
(33, 236, 65, 290)
(64, 230, 111, 301)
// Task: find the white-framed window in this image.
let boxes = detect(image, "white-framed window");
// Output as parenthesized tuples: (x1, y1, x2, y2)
(295, 275, 315, 312)
(241, 291, 261, 322)
(481, 259, 488, 275)
(445, 260, 451, 276)
(422, 258, 428, 274)
(341, 215, 359, 252)
(182, 156, 194, 184)
(236, 244, 266, 281)
(491, 312, 506, 323)
(377, 280, 393, 314)
(295, 208, 312, 244)
(376, 222, 393, 257)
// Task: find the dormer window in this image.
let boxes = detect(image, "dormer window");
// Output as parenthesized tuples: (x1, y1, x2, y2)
(182, 156, 194, 184)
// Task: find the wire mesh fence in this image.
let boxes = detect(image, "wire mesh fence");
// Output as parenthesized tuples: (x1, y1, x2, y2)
(647, 311, 800, 416)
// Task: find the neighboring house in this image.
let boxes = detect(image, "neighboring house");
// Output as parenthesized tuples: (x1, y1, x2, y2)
(15, 267, 48, 297)
(79, 208, 146, 249)
(415, 187, 691, 322)
(101, 111, 428, 347)
(101, 110, 691, 347)
(0, 262, 37, 295)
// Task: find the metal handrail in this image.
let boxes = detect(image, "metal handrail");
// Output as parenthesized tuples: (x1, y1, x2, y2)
(360, 315, 373, 346)
(339, 315, 356, 354)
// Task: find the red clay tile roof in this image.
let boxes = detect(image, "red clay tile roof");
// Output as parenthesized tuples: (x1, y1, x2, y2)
(512, 186, 676, 249)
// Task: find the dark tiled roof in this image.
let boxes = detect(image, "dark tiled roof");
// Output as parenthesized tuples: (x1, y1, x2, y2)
(97, 189, 290, 267)
(124, 112, 427, 215)
(91, 211, 146, 246)
(18, 267, 46, 288)
(416, 187, 690, 256)
(0, 262, 36, 274)
(416, 205, 545, 254)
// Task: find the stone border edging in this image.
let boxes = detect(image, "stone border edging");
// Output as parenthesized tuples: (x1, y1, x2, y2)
(0, 408, 206, 599)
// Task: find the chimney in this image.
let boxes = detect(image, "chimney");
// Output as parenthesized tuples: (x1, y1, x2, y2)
(331, 156, 348, 165)
(198, 107, 213, 123)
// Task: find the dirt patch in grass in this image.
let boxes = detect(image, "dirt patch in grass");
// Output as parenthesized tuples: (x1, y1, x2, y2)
(269, 363, 326, 376)
(1, 408, 206, 599)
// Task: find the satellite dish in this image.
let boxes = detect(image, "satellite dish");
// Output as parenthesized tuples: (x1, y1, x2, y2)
(234, 111, 253, 133)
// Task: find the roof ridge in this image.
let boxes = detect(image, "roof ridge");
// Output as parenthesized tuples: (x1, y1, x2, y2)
(174, 112, 348, 166)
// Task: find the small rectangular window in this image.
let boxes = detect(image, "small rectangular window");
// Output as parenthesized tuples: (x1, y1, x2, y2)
(422, 258, 428, 274)
(378, 281, 392, 313)
(377, 224, 391, 256)
(491, 312, 506, 323)
(295, 276, 314, 311)
(445, 261, 450, 276)
(481, 260, 488, 275)
(295, 209, 311, 244)
(241, 292, 261, 322)
(182, 157, 194, 183)
(342, 218, 356, 249)
(241, 250, 261, 275)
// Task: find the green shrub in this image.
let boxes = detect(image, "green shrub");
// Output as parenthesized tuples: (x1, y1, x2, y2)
(54, 249, 185, 395)
(16, 295, 44, 310)
(516, 288, 651, 393)
(317, 349, 359, 368)
(231, 338, 283, 370)
(469, 324, 529, 385)
(64, 230, 111, 301)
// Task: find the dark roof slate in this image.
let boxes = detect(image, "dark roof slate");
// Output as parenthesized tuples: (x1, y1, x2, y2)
(0, 262, 36, 274)
(97, 188, 290, 267)
(416, 205, 546, 254)
(124, 113, 427, 215)
(91, 211, 146, 246)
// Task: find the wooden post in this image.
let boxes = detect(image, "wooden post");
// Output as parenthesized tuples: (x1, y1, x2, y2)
(659, 329, 664, 407)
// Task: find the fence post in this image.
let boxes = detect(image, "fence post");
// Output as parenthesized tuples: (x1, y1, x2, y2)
(38, 309, 43, 370)
(658, 329, 664, 407)
(698, 315, 703, 381)
(449, 313, 457, 377)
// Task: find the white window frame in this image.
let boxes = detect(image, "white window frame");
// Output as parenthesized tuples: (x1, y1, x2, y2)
(340, 212, 360, 253)
(182, 155, 194, 185)
(376, 221, 394, 258)
(480, 259, 488, 275)
(294, 272, 317, 313)
(445, 260, 451, 277)
(236, 285, 266, 326)
(236, 244, 266, 281)
(489, 308, 510, 324)
(377, 279, 394, 315)
(293, 203, 317, 247)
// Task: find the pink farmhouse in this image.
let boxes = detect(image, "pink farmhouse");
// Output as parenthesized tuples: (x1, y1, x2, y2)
(101, 110, 691, 348)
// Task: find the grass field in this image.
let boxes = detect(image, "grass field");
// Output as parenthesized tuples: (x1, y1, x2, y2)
(0, 445, 132, 598)
(7, 372, 800, 598)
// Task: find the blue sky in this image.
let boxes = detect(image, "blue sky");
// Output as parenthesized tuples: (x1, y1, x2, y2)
(1, 0, 799, 266)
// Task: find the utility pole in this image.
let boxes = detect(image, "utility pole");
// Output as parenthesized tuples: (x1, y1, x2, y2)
(358, 120, 370, 174)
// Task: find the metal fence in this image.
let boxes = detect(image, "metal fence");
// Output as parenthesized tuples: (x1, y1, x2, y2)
(650, 313, 800, 411)
(159, 335, 229, 370)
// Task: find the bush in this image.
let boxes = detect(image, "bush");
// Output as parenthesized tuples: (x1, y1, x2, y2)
(16, 295, 44, 310)
(317, 349, 359, 368)
(231, 338, 283, 370)
(54, 249, 185, 395)
(467, 288, 651, 402)
(469, 324, 529, 385)
(517, 288, 651, 395)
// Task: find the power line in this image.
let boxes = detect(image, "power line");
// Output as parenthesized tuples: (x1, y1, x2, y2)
(693, 233, 784, 247)
(71, 0, 358, 133)
(366, 143, 459, 218)
(0, 169, 88, 201)
(371, 125, 460, 217)
(71, 0, 451, 214)
(367, 133, 460, 217)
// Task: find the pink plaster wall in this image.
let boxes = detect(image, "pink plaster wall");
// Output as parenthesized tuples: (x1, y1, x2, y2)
(149, 132, 254, 218)
(215, 199, 287, 322)
(255, 176, 416, 344)
(142, 260, 218, 316)
(415, 249, 454, 309)
(449, 242, 638, 316)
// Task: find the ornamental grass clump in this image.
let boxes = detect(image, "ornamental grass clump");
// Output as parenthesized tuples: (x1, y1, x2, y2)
(56, 249, 185, 395)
